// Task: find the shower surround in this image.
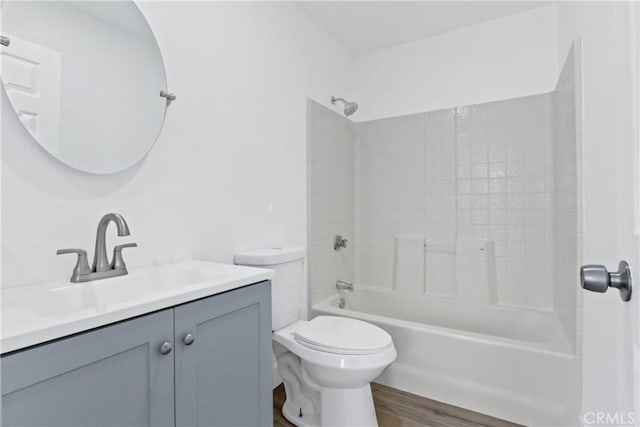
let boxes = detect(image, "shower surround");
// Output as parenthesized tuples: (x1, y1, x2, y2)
(356, 95, 555, 311)
(307, 46, 581, 425)
(308, 93, 570, 312)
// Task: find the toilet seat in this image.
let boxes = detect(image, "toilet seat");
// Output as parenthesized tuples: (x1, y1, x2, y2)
(274, 320, 397, 372)
(294, 316, 393, 355)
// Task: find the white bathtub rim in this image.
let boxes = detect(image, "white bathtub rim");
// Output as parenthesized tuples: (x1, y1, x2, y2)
(313, 294, 575, 359)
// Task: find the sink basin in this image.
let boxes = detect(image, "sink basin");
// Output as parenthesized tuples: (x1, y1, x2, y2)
(1, 260, 274, 353)
(47, 265, 228, 311)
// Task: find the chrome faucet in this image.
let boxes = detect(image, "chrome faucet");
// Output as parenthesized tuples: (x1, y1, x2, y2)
(57, 213, 137, 283)
(336, 280, 354, 292)
(93, 213, 130, 272)
(334, 235, 348, 251)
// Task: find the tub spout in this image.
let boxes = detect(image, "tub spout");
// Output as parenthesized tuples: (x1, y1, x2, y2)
(336, 280, 353, 292)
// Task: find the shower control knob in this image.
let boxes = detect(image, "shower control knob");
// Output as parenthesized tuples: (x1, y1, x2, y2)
(334, 235, 348, 251)
(580, 261, 632, 302)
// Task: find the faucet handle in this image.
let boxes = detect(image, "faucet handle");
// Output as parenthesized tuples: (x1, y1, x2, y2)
(57, 249, 92, 280)
(334, 235, 348, 251)
(112, 243, 137, 271)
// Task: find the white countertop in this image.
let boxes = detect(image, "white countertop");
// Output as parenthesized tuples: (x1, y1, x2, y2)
(1, 260, 274, 354)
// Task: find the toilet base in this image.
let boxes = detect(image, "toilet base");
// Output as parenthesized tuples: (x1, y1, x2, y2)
(281, 385, 378, 427)
(282, 400, 320, 427)
(273, 320, 395, 427)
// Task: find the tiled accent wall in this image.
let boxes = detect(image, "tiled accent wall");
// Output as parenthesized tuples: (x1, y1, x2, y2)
(355, 95, 556, 310)
(307, 101, 357, 304)
(553, 44, 583, 350)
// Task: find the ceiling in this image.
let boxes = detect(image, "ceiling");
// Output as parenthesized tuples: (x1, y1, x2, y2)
(297, 1, 551, 57)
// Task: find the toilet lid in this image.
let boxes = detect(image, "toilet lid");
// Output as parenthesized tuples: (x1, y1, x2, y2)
(294, 316, 393, 355)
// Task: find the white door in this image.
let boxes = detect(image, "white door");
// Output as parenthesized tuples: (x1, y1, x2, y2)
(581, 2, 640, 425)
(0, 33, 61, 153)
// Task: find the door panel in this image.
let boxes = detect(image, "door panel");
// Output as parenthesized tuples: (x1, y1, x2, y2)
(1, 309, 175, 427)
(1, 33, 61, 152)
(174, 281, 272, 427)
(574, 0, 640, 422)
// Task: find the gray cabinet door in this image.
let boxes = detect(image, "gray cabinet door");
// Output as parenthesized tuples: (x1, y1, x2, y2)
(1, 309, 175, 427)
(174, 281, 272, 427)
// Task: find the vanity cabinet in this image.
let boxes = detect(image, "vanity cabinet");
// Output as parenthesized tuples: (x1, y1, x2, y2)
(174, 280, 272, 426)
(1, 281, 272, 427)
(1, 309, 175, 427)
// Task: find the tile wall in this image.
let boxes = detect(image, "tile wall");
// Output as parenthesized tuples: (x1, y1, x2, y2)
(356, 114, 425, 291)
(424, 110, 457, 298)
(455, 95, 555, 308)
(553, 44, 582, 349)
(307, 101, 357, 304)
(356, 94, 556, 310)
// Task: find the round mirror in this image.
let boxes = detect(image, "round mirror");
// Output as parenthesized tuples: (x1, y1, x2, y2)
(1, 1, 168, 174)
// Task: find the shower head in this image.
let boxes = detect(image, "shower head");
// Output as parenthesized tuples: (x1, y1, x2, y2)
(331, 96, 358, 117)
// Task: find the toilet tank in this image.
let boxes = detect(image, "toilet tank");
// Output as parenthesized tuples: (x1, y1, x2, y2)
(235, 246, 305, 330)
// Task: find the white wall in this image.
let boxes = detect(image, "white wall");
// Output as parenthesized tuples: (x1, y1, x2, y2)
(1, 1, 354, 287)
(353, 5, 559, 122)
(556, 1, 640, 419)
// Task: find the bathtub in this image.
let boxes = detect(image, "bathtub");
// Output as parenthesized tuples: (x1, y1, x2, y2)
(312, 289, 581, 426)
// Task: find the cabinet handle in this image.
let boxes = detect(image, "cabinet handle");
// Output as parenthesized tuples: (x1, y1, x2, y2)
(159, 341, 173, 355)
(183, 333, 195, 346)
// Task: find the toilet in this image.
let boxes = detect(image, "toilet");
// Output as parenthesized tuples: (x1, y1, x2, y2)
(235, 247, 396, 427)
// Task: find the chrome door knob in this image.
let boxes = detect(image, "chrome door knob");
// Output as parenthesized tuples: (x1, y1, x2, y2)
(581, 260, 632, 302)
(159, 341, 173, 355)
(183, 333, 195, 346)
